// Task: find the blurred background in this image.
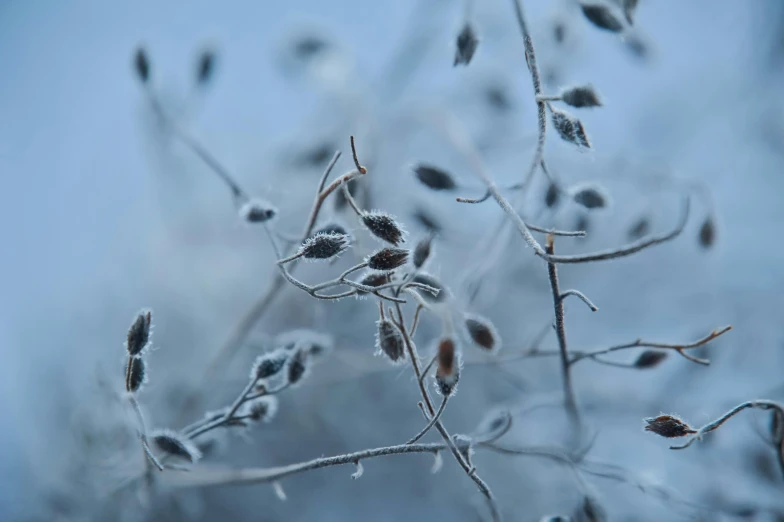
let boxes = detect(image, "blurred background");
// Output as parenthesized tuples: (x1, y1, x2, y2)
(2, 0, 784, 520)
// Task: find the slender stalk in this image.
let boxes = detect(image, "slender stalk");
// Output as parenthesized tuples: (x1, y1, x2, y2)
(407, 396, 449, 444)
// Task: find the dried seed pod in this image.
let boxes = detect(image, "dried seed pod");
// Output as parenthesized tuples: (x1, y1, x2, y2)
(293, 35, 328, 59)
(435, 337, 460, 396)
(125, 356, 147, 393)
(126, 310, 152, 356)
(356, 272, 392, 296)
(454, 22, 479, 66)
(627, 216, 651, 240)
(134, 47, 150, 83)
(464, 313, 501, 352)
(412, 208, 442, 235)
(560, 85, 602, 108)
(545, 182, 560, 208)
(285, 348, 309, 386)
(251, 349, 290, 380)
(698, 217, 716, 249)
(572, 184, 609, 209)
(362, 211, 406, 246)
(551, 107, 591, 148)
(298, 232, 351, 260)
(242, 396, 279, 423)
(414, 164, 457, 191)
(581, 495, 608, 522)
(622, 0, 639, 25)
(367, 247, 409, 271)
(413, 235, 433, 269)
(151, 430, 201, 463)
(239, 199, 277, 223)
(411, 273, 446, 303)
(644, 415, 696, 438)
(580, 3, 624, 33)
(375, 320, 406, 363)
(196, 48, 216, 86)
(634, 350, 667, 369)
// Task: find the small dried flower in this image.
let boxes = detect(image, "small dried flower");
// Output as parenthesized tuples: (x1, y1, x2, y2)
(435, 337, 460, 396)
(252, 349, 289, 380)
(454, 23, 479, 66)
(581, 495, 608, 522)
(627, 216, 651, 240)
(298, 232, 351, 260)
(622, 0, 639, 25)
(151, 430, 201, 463)
(572, 184, 609, 209)
(698, 217, 715, 249)
(634, 350, 667, 369)
(367, 247, 409, 271)
(125, 356, 147, 393)
(580, 3, 624, 33)
(134, 47, 150, 83)
(414, 164, 457, 191)
(242, 396, 279, 423)
(545, 182, 560, 208)
(196, 48, 216, 86)
(411, 273, 446, 303)
(239, 199, 277, 223)
(644, 414, 696, 438)
(561, 85, 602, 108)
(551, 106, 591, 148)
(362, 211, 406, 246)
(413, 235, 433, 269)
(375, 320, 406, 363)
(126, 310, 152, 356)
(356, 272, 391, 296)
(285, 348, 309, 386)
(464, 313, 501, 352)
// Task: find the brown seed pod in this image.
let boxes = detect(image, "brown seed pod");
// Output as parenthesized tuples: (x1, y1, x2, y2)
(644, 415, 696, 438)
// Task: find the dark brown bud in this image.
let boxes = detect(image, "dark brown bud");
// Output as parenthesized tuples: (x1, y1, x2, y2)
(413, 235, 433, 269)
(125, 356, 146, 393)
(561, 85, 602, 108)
(151, 430, 201, 463)
(435, 337, 460, 396)
(572, 184, 609, 209)
(698, 217, 715, 249)
(580, 3, 624, 33)
(362, 211, 406, 246)
(243, 396, 278, 423)
(299, 232, 351, 260)
(240, 199, 277, 223)
(454, 23, 479, 66)
(126, 310, 152, 356)
(252, 349, 289, 380)
(356, 272, 391, 296)
(134, 47, 150, 83)
(551, 107, 591, 148)
(634, 350, 667, 369)
(286, 348, 309, 386)
(464, 314, 501, 352)
(644, 415, 696, 438)
(293, 35, 328, 59)
(414, 164, 457, 191)
(367, 247, 409, 271)
(375, 320, 406, 363)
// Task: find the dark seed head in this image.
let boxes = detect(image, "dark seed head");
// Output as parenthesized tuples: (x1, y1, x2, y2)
(561, 85, 602, 108)
(572, 184, 609, 209)
(464, 314, 501, 352)
(634, 350, 668, 369)
(698, 217, 715, 249)
(545, 182, 560, 208)
(286, 348, 309, 386)
(644, 415, 696, 438)
(375, 320, 406, 363)
(551, 107, 591, 148)
(294, 35, 328, 59)
(356, 272, 391, 295)
(299, 232, 351, 260)
(240, 199, 277, 223)
(362, 211, 406, 246)
(126, 310, 152, 356)
(196, 48, 216, 86)
(435, 337, 460, 396)
(454, 23, 479, 66)
(125, 356, 147, 393)
(244, 396, 278, 423)
(580, 3, 624, 33)
(368, 247, 409, 272)
(252, 349, 289, 380)
(413, 236, 433, 269)
(134, 47, 150, 83)
(151, 430, 201, 463)
(414, 164, 457, 191)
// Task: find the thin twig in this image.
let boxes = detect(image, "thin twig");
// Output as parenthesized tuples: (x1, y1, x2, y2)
(128, 395, 164, 471)
(560, 290, 598, 312)
(407, 396, 449, 445)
